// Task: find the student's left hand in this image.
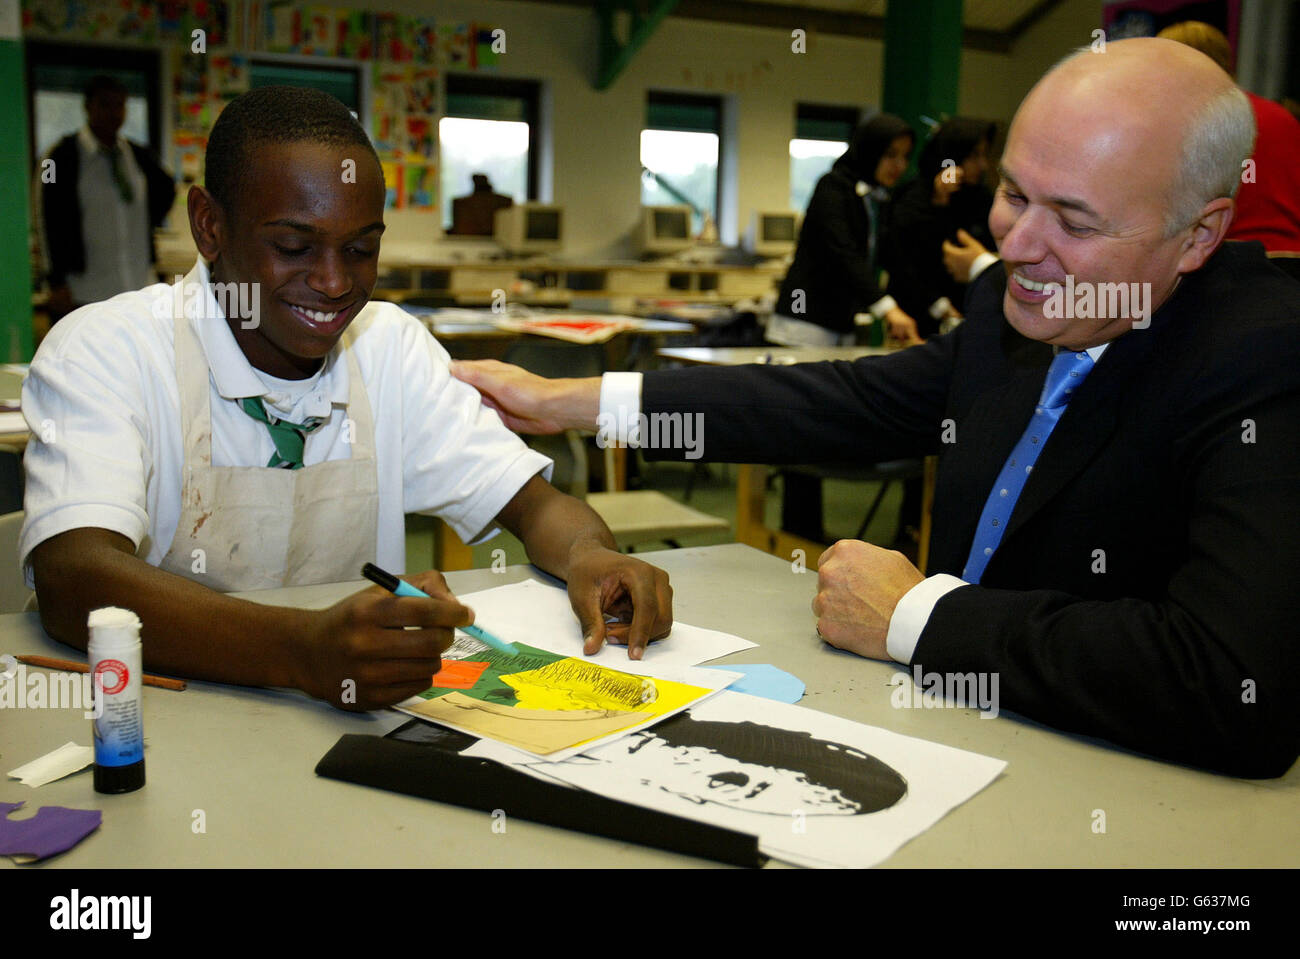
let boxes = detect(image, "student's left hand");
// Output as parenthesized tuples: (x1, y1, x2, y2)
(565, 546, 673, 661)
(812, 540, 925, 660)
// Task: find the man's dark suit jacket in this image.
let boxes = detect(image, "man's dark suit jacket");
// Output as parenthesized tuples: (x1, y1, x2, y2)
(642, 241, 1300, 777)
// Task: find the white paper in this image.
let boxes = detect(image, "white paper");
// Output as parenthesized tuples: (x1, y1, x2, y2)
(7, 742, 93, 788)
(500, 690, 1007, 868)
(450, 579, 756, 669)
(0, 411, 27, 432)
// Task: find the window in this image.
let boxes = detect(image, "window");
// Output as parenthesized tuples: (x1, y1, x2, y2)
(440, 75, 539, 231)
(27, 43, 162, 160)
(641, 92, 721, 234)
(248, 60, 361, 114)
(789, 104, 859, 214)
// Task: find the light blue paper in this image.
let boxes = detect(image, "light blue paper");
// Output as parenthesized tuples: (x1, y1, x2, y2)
(701, 664, 804, 703)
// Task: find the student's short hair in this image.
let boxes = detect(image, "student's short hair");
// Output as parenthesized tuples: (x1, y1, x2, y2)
(84, 75, 127, 105)
(204, 85, 380, 213)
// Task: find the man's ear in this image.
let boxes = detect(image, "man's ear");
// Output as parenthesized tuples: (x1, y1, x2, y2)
(187, 184, 225, 263)
(1177, 197, 1233, 275)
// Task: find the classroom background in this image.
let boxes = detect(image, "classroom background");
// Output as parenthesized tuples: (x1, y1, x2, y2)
(2, 0, 1297, 569)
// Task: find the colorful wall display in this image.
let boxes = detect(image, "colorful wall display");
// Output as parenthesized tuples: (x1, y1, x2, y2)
(23, 1, 500, 214)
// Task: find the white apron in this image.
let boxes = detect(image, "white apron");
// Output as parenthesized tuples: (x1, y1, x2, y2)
(158, 280, 380, 591)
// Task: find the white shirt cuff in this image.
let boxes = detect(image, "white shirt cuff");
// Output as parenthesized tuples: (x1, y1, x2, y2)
(868, 295, 898, 320)
(928, 297, 953, 320)
(885, 573, 969, 663)
(598, 372, 644, 447)
(968, 252, 1000, 282)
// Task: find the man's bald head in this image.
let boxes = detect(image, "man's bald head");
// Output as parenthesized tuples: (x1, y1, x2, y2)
(1023, 38, 1253, 235)
(989, 38, 1249, 348)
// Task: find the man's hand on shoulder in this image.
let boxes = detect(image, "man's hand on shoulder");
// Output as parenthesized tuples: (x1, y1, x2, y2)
(813, 540, 924, 660)
(565, 544, 673, 661)
(451, 359, 600, 435)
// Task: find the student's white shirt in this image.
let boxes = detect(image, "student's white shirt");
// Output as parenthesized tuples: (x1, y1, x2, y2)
(20, 260, 551, 586)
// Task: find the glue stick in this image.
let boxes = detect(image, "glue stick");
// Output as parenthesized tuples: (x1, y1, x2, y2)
(87, 607, 146, 794)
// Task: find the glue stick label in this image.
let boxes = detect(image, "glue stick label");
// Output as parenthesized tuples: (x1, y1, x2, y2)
(91, 656, 144, 767)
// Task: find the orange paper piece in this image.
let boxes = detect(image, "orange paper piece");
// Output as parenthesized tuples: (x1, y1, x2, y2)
(431, 660, 491, 689)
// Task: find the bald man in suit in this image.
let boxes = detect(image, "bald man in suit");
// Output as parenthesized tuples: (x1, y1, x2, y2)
(452, 39, 1300, 778)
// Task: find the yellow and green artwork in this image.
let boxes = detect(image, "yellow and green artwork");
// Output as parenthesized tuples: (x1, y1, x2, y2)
(400, 641, 717, 759)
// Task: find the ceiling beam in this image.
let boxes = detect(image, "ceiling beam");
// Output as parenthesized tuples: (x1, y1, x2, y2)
(512, 0, 1014, 53)
(595, 0, 682, 90)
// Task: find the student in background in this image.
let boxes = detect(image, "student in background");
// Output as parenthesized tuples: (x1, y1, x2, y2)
(769, 114, 922, 543)
(37, 75, 176, 323)
(1157, 20, 1300, 254)
(21, 87, 671, 712)
(885, 118, 997, 553)
(886, 117, 997, 338)
(448, 173, 513, 236)
(769, 114, 923, 348)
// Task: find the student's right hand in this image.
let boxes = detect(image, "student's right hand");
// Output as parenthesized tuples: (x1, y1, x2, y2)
(932, 167, 963, 205)
(451, 359, 601, 435)
(942, 229, 990, 283)
(299, 570, 472, 711)
(884, 307, 924, 346)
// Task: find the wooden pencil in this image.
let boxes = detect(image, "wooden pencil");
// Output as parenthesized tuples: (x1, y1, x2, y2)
(15, 655, 188, 691)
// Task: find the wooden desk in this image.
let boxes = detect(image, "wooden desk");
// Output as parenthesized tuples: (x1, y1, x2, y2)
(374, 257, 783, 305)
(654, 345, 934, 571)
(2, 543, 1294, 869)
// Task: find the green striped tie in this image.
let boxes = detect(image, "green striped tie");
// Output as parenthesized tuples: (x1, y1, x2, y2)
(102, 145, 134, 205)
(239, 397, 323, 470)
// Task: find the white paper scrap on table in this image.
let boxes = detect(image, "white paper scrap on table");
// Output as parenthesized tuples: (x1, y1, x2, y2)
(7, 742, 94, 788)
(494, 690, 1007, 868)
(451, 579, 756, 668)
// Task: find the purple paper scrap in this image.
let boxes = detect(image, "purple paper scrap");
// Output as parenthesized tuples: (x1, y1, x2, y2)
(0, 801, 102, 862)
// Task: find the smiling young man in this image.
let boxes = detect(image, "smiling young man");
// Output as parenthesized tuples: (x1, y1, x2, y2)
(21, 86, 671, 711)
(452, 40, 1300, 776)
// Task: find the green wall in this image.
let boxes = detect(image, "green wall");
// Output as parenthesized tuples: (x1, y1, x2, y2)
(1, 33, 33, 362)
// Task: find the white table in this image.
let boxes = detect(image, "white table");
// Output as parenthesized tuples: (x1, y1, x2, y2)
(2, 544, 1296, 869)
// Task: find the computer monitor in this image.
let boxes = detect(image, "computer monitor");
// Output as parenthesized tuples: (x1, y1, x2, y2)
(746, 210, 800, 257)
(637, 204, 695, 256)
(494, 203, 563, 255)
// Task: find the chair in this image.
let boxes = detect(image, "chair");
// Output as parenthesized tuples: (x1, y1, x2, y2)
(778, 459, 926, 541)
(1266, 251, 1300, 282)
(501, 340, 730, 550)
(0, 447, 23, 515)
(0, 511, 32, 613)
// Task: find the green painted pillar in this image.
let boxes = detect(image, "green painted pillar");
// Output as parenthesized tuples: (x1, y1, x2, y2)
(0, 30, 33, 362)
(882, 0, 963, 148)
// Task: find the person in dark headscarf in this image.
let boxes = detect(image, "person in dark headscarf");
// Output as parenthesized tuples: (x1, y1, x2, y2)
(886, 117, 997, 339)
(770, 114, 922, 347)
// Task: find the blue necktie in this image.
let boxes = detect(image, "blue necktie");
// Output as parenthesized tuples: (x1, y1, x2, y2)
(962, 349, 1095, 583)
